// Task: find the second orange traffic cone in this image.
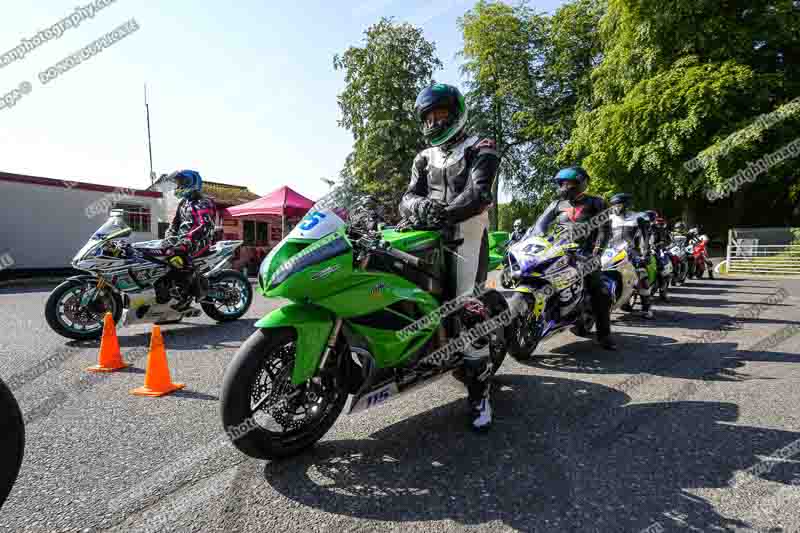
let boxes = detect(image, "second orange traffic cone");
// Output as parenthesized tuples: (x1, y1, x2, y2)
(131, 325, 185, 397)
(87, 313, 129, 372)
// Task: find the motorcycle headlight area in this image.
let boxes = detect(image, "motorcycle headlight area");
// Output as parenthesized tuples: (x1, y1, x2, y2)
(522, 243, 546, 255)
(268, 236, 350, 290)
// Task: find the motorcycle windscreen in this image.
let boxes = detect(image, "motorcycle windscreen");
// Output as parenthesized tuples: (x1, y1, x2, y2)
(73, 239, 103, 264)
(91, 216, 132, 241)
(73, 216, 132, 264)
(287, 209, 346, 240)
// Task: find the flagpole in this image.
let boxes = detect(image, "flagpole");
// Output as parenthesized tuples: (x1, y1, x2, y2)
(145, 83, 154, 185)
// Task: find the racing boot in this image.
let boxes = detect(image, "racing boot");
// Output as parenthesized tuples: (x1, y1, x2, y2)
(639, 283, 654, 319)
(463, 353, 493, 432)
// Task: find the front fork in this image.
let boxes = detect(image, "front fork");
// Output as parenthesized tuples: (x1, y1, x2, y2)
(316, 318, 344, 374)
(79, 277, 113, 309)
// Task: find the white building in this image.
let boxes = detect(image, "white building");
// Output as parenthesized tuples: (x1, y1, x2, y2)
(0, 171, 165, 272)
(0, 170, 289, 276)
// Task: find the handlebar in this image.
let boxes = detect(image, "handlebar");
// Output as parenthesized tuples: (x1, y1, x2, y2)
(355, 233, 424, 269)
(384, 247, 422, 269)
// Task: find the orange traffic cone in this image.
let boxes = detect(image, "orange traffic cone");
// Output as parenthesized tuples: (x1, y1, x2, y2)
(87, 313, 130, 372)
(131, 325, 185, 397)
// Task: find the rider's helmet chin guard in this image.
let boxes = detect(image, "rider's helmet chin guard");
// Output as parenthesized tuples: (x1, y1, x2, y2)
(553, 167, 589, 201)
(169, 170, 203, 200)
(608, 193, 633, 214)
(414, 83, 468, 148)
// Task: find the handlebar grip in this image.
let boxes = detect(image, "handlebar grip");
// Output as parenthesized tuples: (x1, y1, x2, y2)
(385, 247, 422, 269)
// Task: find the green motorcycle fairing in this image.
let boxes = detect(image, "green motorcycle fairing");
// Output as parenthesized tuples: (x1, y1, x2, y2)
(646, 254, 658, 285)
(488, 231, 509, 271)
(255, 219, 444, 385)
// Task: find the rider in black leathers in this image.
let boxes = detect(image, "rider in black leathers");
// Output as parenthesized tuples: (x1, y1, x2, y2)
(398, 83, 499, 432)
(532, 166, 616, 350)
(650, 215, 672, 249)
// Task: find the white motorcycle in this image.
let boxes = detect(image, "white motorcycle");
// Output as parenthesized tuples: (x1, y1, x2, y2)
(45, 210, 253, 340)
(669, 235, 690, 285)
(599, 240, 639, 312)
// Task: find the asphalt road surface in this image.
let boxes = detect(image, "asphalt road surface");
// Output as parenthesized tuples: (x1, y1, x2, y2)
(2, 275, 800, 533)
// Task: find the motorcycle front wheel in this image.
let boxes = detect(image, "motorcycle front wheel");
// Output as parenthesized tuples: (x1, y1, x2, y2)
(45, 279, 122, 340)
(220, 328, 347, 460)
(504, 292, 542, 360)
(0, 377, 25, 510)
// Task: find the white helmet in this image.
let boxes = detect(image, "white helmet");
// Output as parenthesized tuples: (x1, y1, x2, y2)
(700, 234, 709, 242)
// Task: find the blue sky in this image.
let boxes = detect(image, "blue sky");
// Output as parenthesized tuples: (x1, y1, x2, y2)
(0, 0, 564, 203)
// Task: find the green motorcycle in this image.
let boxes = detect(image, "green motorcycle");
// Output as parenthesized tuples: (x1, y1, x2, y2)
(220, 202, 513, 459)
(488, 231, 510, 271)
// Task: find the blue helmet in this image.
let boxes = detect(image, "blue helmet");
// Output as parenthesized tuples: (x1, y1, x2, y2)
(169, 170, 203, 199)
(554, 166, 589, 200)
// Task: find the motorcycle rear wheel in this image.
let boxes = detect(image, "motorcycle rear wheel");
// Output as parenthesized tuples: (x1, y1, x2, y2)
(220, 328, 347, 460)
(201, 270, 253, 322)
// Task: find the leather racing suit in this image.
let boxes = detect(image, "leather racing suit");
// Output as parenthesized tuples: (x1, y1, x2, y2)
(164, 193, 218, 304)
(399, 133, 498, 415)
(610, 211, 652, 313)
(532, 195, 613, 338)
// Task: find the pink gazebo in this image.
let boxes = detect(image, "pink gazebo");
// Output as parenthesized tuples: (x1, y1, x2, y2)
(224, 186, 315, 237)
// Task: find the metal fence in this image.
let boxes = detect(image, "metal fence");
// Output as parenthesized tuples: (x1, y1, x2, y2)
(726, 227, 800, 275)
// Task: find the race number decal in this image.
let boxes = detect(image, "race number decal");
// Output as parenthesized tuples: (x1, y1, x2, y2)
(300, 211, 327, 231)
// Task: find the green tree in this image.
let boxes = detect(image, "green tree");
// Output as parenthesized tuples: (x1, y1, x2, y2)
(564, 0, 800, 223)
(498, 199, 542, 232)
(459, 0, 545, 230)
(333, 18, 442, 221)
(459, 0, 604, 221)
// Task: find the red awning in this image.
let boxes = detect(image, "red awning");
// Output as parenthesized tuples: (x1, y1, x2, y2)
(224, 186, 314, 218)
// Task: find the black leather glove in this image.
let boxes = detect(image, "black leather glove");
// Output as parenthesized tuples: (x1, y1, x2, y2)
(396, 216, 420, 232)
(416, 198, 446, 227)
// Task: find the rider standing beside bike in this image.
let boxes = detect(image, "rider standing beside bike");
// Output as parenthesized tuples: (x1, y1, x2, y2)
(164, 170, 218, 309)
(651, 215, 672, 250)
(650, 214, 672, 299)
(532, 167, 616, 350)
(399, 83, 499, 432)
(609, 193, 655, 319)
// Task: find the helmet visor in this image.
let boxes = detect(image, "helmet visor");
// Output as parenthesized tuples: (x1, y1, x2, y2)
(424, 108, 450, 129)
(173, 174, 193, 188)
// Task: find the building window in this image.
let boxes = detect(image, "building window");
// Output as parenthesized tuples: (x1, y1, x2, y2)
(243, 220, 255, 245)
(256, 222, 268, 246)
(158, 222, 169, 239)
(114, 203, 151, 233)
